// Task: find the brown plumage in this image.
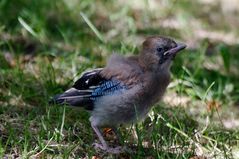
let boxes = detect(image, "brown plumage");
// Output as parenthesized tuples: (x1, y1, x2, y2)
(50, 36, 186, 153)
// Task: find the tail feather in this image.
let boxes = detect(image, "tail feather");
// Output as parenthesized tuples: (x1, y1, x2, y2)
(49, 88, 94, 110)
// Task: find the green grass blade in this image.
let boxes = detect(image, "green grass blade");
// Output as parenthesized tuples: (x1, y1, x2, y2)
(80, 12, 106, 43)
(18, 17, 38, 38)
(203, 81, 215, 102)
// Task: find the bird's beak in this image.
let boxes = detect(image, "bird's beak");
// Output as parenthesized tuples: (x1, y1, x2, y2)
(164, 42, 186, 56)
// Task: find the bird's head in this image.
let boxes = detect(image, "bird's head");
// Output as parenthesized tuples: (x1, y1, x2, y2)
(140, 36, 186, 72)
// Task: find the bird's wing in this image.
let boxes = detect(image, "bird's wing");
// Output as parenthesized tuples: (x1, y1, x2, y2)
(73, 68, 104, 90)
(50, 68, 128, 110)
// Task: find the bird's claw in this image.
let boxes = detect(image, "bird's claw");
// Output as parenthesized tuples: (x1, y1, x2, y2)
(93, 143, 123, 154)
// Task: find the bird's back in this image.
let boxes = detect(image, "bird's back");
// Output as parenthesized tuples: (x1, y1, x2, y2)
(99, 54, 144, 87)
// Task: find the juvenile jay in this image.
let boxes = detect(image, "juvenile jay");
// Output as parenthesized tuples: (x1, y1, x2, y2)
(50, 36, 186, 153)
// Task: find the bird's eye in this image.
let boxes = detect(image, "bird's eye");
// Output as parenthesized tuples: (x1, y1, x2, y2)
(157, 47, 164, 53)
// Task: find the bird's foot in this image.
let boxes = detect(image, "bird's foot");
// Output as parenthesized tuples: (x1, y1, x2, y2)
(93, 143, 123, 154)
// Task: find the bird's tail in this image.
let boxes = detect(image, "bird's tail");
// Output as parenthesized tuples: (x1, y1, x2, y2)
(49, 88, 94, 110)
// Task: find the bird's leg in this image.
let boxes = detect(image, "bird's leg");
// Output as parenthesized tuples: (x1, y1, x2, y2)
(91, 123, 123, 154)
(91, 124, 108, 149)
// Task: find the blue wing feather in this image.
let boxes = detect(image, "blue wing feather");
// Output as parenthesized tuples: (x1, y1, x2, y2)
(90, 80, 127, 100)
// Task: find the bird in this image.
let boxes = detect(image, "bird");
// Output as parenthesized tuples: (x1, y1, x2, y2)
(50, 36, 186, 154)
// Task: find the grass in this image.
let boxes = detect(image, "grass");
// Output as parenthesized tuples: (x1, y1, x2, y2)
(0, 0, 239, 158)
